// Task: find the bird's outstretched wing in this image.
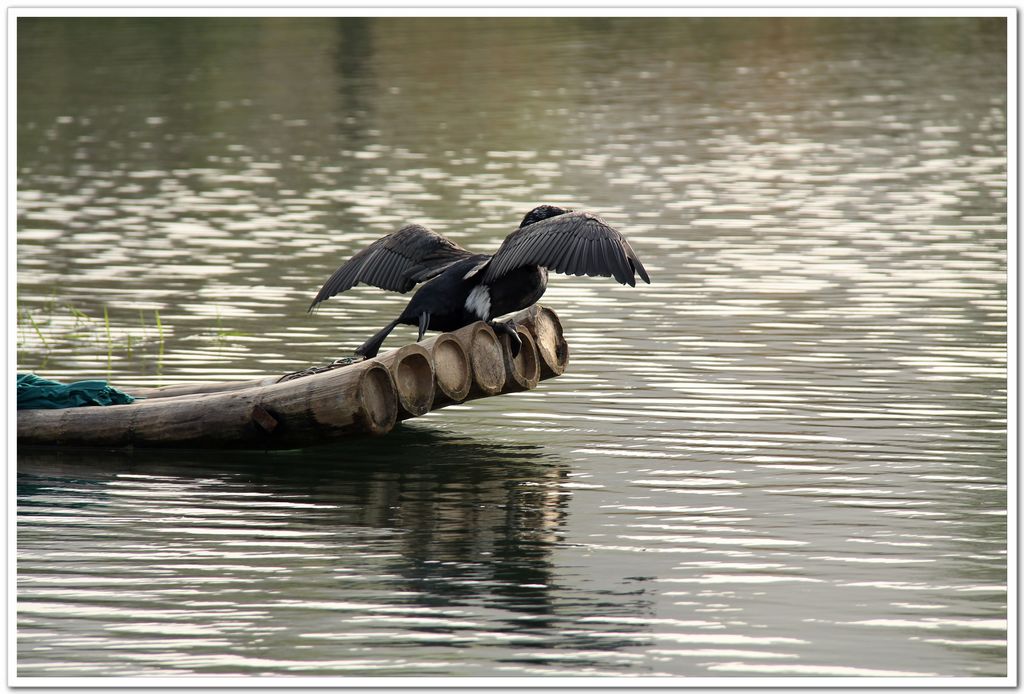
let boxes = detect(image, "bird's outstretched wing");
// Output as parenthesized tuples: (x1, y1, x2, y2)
(482, 211, 651, 287)
(309, 224, 475, 310)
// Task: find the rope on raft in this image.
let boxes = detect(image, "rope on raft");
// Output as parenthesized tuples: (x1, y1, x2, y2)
(276, 355, 366, 383)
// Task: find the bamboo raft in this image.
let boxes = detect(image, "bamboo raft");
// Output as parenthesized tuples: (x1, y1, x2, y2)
(16, 305, 570, 450)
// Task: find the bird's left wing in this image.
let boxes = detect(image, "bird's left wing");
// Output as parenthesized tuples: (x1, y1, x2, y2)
(482, 211, 651, 287)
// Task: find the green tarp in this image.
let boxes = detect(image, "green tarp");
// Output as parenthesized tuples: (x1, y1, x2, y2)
(17, 373, 136, 410)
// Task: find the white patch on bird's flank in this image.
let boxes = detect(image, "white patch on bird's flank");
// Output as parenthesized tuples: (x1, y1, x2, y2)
(465, 285, 491, 320)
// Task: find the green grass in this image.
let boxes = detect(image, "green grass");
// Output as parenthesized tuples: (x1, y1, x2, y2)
(26, 310, 49, 349)
(16, 301, 168, 364)
(18, 299, 252, 372)
(103, 305, 112, 369)
(155, 309, 164, 367)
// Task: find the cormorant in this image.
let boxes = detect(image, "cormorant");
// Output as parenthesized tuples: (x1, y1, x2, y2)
(309, 205, 651, 358)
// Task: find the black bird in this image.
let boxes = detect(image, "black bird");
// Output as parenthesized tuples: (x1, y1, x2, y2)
(309, 205, 651, 358)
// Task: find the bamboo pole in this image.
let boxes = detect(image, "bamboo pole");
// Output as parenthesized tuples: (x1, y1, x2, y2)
(509, 304, 570, 379)
(499, 324, 540, 393)
(373, 342, 434, 419)
(18, 304, 570, 449)
(421, 321, 505, 401)
(17, 360, 398, 449)
(420, 320, 543, 410)
(123, 376, 280, 400)
(422, 332, 472, 407)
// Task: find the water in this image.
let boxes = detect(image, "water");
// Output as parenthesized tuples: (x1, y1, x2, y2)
(16, 17, 1008, 679)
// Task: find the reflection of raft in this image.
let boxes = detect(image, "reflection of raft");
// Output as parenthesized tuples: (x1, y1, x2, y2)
(17, 305, 569, 450)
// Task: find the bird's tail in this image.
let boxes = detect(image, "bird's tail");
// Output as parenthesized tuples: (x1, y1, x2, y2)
(354, 318, 401, 358)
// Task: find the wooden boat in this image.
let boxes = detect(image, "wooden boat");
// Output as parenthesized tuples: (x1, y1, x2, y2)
(16, 305, 569, 450)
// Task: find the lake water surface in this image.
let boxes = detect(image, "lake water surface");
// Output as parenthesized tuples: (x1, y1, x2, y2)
(16, 17, 1008, 680)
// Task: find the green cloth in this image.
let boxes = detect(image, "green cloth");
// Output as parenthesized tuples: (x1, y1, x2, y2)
(17, 373, 136, 410)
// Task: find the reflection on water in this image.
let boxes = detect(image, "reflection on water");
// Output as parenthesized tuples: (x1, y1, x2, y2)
(18, 429, 586, 676)
(17, 17, 1006, 679)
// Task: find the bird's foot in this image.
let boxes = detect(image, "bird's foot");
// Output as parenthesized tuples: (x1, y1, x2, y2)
(417, 311, 431, 342)
(490, 320, 522, 358)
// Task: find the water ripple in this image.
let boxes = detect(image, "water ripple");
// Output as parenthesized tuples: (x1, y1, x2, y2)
(17, 16, 1006, 680)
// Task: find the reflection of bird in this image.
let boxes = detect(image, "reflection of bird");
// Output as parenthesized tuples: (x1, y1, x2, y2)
(310, 205, 651, 358)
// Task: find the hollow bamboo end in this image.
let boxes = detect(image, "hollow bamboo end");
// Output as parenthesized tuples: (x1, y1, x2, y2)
(357, 363, 398, 435)
(431, 334, 472, 402)
(390, 344, 435, 418)
(468, 323, 506, 396)
(509, 326, 540, 390)
(531, 307, 569, 378)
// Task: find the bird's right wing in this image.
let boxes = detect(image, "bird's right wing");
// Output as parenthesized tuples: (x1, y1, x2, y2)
(309, 224, 475, 310)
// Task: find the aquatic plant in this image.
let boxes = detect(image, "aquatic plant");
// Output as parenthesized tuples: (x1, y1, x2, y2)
(16, 301, 168, 366)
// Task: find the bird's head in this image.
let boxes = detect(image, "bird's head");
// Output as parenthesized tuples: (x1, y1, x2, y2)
(519, 204, 572, 228)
